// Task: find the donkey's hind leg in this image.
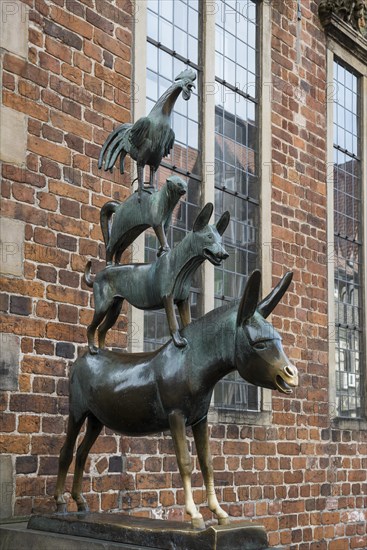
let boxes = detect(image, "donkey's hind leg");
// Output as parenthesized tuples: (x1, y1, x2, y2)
(54, 413, 86, 513)
(71, 414, 103, 511)
(97, 298, 123, 350)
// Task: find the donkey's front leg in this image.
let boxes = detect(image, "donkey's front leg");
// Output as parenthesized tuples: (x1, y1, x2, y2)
(169, 411, 205, 529)
(163, 295, 187, 348)
(192, 417, 230, 525)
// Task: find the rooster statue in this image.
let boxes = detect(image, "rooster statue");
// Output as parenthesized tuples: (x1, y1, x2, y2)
(98, 68, 196, 200)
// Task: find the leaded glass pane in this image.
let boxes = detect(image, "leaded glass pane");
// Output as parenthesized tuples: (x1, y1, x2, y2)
(145, 1, 201, 350)
(333, 59, 363, 419)
(214, 0, 260, 411)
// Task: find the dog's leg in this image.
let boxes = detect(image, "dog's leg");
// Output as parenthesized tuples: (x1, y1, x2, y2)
(97, 298, 123, 349)
(177, 298, 191, 327)
(155, 224, 170, 257)
(163, 295, 187, 348)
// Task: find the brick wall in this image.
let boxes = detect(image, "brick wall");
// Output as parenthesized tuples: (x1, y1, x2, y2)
(0, 0, 132, 516)
(0, 1, 366, 549)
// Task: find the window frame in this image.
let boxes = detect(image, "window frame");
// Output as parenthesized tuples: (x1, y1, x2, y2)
(326, 41, 367, 430)
(131, 0, 273, 422)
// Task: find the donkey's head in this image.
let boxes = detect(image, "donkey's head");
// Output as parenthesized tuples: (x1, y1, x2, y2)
(235, 270, 298, 394)
(191, 203, 230, 266)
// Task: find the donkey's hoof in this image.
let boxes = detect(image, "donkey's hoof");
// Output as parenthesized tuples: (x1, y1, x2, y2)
(218, 516, 230, 525)
(77, 501, 89, 513)
(89, 345, 99, 355)
(55, 502, 67, 514)
(191, 516, 205, 530)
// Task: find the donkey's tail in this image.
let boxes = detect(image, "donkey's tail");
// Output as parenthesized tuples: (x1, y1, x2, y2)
(100, 201, 120, 247)
(84, 260, 94, 288)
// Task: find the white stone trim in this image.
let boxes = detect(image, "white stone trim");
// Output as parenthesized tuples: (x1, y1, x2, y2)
(201, 1, 216, 315)
(259, 0, 273, 413)
(128, 0, 147, 352)
(0, 0, 28, 58)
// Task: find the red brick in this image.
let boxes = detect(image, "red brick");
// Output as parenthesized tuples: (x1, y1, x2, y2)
(28, 136, 71, 164)
(50, 5, 93, 39)
(3, 90, 48, 121)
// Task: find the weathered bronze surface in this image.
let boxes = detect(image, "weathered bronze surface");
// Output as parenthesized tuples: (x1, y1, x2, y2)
(54, 270, 298, 528)
(28, 513, 269, 550)
(98, 69, 196, 199)
(100, 175, 187, 264)
(84, 203, 230, 352)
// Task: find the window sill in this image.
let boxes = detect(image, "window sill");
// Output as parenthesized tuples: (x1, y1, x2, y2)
(331, 416, 367, 431)
(208, 407, 271, 426)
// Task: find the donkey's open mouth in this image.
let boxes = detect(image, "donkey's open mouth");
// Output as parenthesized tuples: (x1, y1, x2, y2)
(203, 248, 227, 266)
(276, 375, 294, 394)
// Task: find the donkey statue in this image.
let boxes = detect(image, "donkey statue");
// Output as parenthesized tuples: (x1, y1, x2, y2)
(54, 270, 298, 528)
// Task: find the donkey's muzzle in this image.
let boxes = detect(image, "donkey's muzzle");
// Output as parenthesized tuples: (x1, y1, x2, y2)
(275, 364, 298, 394)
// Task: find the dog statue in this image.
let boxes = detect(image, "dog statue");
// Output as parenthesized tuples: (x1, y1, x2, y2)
(100, 175, 187, 264)
(84, 203, 230, 352)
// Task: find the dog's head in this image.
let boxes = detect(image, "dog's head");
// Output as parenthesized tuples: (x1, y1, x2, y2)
(191, 203, 230, 266)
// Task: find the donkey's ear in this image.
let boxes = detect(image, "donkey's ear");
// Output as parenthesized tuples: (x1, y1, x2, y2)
(236, 270, 261, 326)
(257, 271, 293, 319)
(193, 203, 214, 232)
(216, 211, 230, 235)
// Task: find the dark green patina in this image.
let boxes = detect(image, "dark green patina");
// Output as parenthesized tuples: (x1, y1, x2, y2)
(98, 69, 196, 200)
(100, 175, 187, 264)
(84, 203, 230, 352)
(54, 270, 298, 528)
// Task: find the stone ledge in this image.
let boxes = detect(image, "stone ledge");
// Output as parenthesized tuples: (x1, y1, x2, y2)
(0, 522, 145, 550)
(26, 512, 270, 550)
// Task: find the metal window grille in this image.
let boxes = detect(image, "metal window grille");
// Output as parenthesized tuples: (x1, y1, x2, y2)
(333, 58, 364, 418)
(214, 0, 260, 411)
(144, 0, 202, 350)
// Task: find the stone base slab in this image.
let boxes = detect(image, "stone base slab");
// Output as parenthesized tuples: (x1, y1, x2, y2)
(22, 512, 270, 550)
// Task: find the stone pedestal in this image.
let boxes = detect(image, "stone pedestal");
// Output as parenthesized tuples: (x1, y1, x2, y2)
(23, 512, 271, 550)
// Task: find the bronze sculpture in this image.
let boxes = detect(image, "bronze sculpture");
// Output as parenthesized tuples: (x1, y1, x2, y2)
(84, 203, 230, 352)
(98, 69, 196, 199)
(44, 70, 300, 540)
(100, 175, 187, 264)
(54, 270, 298, 529)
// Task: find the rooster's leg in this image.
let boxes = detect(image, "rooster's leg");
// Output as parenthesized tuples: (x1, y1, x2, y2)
(137, 165, 144, 202)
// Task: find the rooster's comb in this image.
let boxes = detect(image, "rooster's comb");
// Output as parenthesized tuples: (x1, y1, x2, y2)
(175, 68, 196, 82)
